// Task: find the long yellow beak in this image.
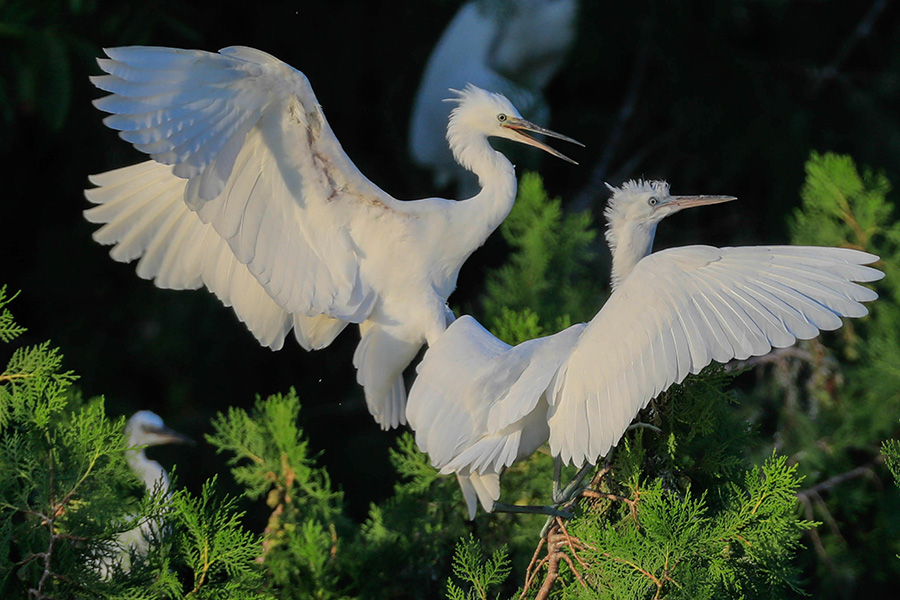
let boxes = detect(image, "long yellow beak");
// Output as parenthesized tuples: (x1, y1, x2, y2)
(502, 116, 583, 165)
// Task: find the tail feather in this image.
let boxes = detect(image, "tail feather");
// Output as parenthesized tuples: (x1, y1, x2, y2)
(353, 322, 422, 429)
(455, 472, 500, 520)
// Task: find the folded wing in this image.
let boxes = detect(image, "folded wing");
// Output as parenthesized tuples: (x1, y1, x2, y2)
(407, 315, 584, 517)
(548, 245, 883, 466)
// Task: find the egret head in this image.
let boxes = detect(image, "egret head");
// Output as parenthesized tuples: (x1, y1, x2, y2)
(125, 411, 193, 448)
(604, 180, 736, 231)
(445, 84, 581, 164)
(604, 180, 736, 288)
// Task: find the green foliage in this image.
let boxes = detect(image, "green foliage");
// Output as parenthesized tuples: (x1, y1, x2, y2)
(735, 150, 900, 595)
(169, 477, 270, 599)
(445, 535, 511, 600)
(206, 392, 344, 599)
(0, 291, 268, 600)
(2, 160, 899, 599)
(207, 391, 339, 513)
(567, 454, 810, 600)
(0, 286, 26, 343)
(483, 171, 600, 340)
(347, 431, 473, 599)
(884, 438, 900, 489)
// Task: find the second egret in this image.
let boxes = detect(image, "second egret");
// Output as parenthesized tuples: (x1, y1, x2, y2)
(407, 180, 883, 518)
(95, 411, 191, 578)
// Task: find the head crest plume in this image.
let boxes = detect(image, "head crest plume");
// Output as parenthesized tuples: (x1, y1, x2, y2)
(603, 179, 670, 224)
(442, 83, 508, 106)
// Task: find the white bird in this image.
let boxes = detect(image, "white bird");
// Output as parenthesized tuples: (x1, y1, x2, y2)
(407, 180, 883, 518)
(96, 410, 191, 578)
(409, 0, 577, 193)
(83, 46, 580, 430)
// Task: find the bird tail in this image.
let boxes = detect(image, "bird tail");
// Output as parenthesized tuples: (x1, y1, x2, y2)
(352, 322, 422, 430)
(455, 472, 501, 520)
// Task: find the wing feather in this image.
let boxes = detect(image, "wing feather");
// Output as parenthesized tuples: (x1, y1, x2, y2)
(408, 317, 583, 475)
(88, 45, 400, 325)
(85, 160, 306, 350)
(548, 245, 882, 466)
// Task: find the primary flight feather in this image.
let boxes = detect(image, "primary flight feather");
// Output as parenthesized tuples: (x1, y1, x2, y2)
(84, 45, 581, 429)
(406, 180, 883, 518)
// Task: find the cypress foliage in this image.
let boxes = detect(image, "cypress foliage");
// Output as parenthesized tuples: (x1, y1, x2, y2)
(1, 154, 898, 598)
(0, 289, 269, 599)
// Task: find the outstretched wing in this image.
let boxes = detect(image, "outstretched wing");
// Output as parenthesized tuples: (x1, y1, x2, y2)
(88, 46, 404, 324)
(548, 245, 883, 466)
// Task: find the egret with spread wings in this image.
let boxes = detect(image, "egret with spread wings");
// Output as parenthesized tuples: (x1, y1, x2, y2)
(407, 180, 883, 518)
(84, 46, 580, 429)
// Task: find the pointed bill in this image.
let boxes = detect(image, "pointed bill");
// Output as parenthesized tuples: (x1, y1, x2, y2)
(668, 195, 737, 210)
(502, 116, 583, 165)
(143, 424, 194, 445)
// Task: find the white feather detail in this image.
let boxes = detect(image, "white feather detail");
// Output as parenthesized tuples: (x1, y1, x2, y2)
(548, 245, 883, 466)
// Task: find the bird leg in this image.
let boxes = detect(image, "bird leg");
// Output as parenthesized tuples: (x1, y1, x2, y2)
(533, 463, 597, 537)
(493, 460, 595, 521)
(493, 502, 574, 519)
(553, 462, 594, 505)
(551, 456, 563, 503)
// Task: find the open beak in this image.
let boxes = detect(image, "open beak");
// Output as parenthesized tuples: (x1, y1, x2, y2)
(502, 116, 583, 165)
(144, 424, 194, 445)
(668, 195, 737, 210)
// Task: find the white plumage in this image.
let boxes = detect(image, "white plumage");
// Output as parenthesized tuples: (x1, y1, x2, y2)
(406, 180, 883, 518)
(95, 411, 190, 578)
(84, 46, 580, 430)
(409, 0, 577, 193)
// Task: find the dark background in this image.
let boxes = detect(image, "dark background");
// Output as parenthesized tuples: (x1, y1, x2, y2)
(1, 0, 898, 524)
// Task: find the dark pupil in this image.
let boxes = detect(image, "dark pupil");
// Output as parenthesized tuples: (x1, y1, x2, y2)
(498, 114, 506, 121)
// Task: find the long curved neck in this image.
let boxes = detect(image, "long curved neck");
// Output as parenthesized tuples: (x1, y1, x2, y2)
(126, 448, 171, 497)
(606, 220, 658, 290)
(448, 129, 517, 250)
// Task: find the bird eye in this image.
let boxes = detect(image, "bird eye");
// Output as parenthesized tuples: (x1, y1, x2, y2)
(497, 113, 507, 122)
(648, 196, 658, 206)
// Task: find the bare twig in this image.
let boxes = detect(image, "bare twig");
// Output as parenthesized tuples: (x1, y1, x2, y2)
(556, 517, 589, 573)
(520, 537, 546, 599)
(533, 524, 565, 600)
(811, 0, 889, 92)
(798, 495, 836, 575)
(795, 454, 885, 501)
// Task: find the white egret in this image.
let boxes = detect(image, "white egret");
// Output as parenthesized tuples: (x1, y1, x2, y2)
(83, 46, 581, 430)
(409, 0, 576, 193)
(407, 180, 883, 518)
(96, 410, 191, 578)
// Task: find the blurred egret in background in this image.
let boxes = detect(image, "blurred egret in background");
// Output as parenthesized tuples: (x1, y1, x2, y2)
(84, 46, 581, 430)
(407, 180, 883, 518)
(409, 0, 577, 194)
(95, 411, 191, 578)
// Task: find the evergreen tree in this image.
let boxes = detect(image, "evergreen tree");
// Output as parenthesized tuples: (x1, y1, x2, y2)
(1, 154, 898, 598)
